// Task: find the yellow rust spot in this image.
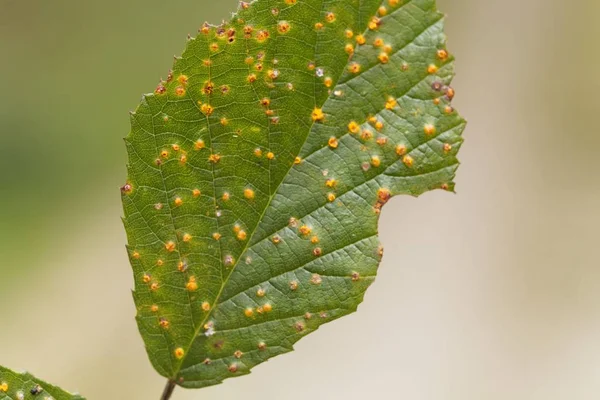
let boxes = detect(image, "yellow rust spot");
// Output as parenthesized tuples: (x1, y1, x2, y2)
(324, 77, 333, 87)
(151, 304, 159, 312)
(256, 288, 266, 297)
(212, 232, 222, 241)
(371, 155, 381, 167)
(361, 129, 374, 141)
(348, 62, 361, 74)
(157, 259, 164, 266)
(443, 143, 453, 153)
(310, 235, 319, 244)
(328, 137, 339, 149)
(195, 139, 205, 150)
(375, 120, 384, 131)
(186, 276, 198, 292)
(325, 178, 337, 188)
(172, 144, 181, 151)
(424, 123, 436, 135)
(150, 282, 159, 291)
(254, 148, 263, 157)
(427, 64, 438, 74)
(0, 383, 8, 393)
(175, 86, 186, 96)
(143, 274, 151, 283)
(378, 53, 390, 64)
(378, 6, 388, 15)
(267, 69, 279, 80)
(244, 188, 255, 200)
(165, 241, 176, 252)
(201, 103, 214, 116)
(159, 318, 170, 329)
(237, 230, 247, 241)
(160, 150, 169, 158)
(294, 156, 302, 164)
(277, 21, 291, 34)
(395, 144, 407, 156)
(174, 197, 183, 206)
(132, 251, 140, 259)
(373, 38, 384, 47)
(389, 0, 400, 6)
(192, 188, 201, 197)
(183, 233, 192, 242)
(325, 12, 336, 23)
(356, 34, 366, 45)
(247, 73, 257, 83)
(403, 155, 414, 167)
(179, 154, 187, 164)
(345, 29, 354, 38)
(369, 17, 381, 30)
(385, 97, 397, 110)
(266, 151, 275, 160)
(220, 117, 229, 126)
(327, 193, 336, 202)
(312, 108, 325, 122)
(384, 44, 393, 53)
(178, 260, 187, 272)
(314, 22, 324, 30)
(437, 49, 449, 61)
(244, 308, 254, 317)
(272, 235, 281, 244)
(348, 121, 360, 134)
(174, 348, 185, 359)
(202, 302, 211, 311)
(177, 75, 188, 86)
(234, 350, 244, 359)
(345, 43, 354, 55)
(299, 225, 312, 236)
(209, 153, 221, 163)
(444, 105, 454, 114)
(263, 303, 273, 312)
(222, 192, 230, 201)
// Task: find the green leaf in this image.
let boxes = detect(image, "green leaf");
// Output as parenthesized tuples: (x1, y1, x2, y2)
(122, 0, 465, 390)
(0, 366, 84, 400)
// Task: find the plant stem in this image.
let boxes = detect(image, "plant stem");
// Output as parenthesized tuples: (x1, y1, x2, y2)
(160, 380, 176, 400)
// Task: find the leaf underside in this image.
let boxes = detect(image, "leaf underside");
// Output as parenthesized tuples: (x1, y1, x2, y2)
(0, 366, 84, 400)
(123, 0, 465, 389)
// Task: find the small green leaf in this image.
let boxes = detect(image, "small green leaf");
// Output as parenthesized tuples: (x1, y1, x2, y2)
(0, 366, 84, 400)
(123, 0, 465, 390)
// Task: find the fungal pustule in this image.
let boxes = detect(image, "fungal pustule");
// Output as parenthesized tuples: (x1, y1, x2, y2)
(174, 347, 185, 359)
(244, 188, 255, 199)
(186, 276, 198, 291)
(312, 108, 325, 122)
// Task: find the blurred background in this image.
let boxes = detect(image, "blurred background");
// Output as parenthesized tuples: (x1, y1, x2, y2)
(1, 0, 599, 399)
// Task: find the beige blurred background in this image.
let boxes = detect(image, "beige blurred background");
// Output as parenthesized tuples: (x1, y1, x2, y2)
(1, 0, 599, 399)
